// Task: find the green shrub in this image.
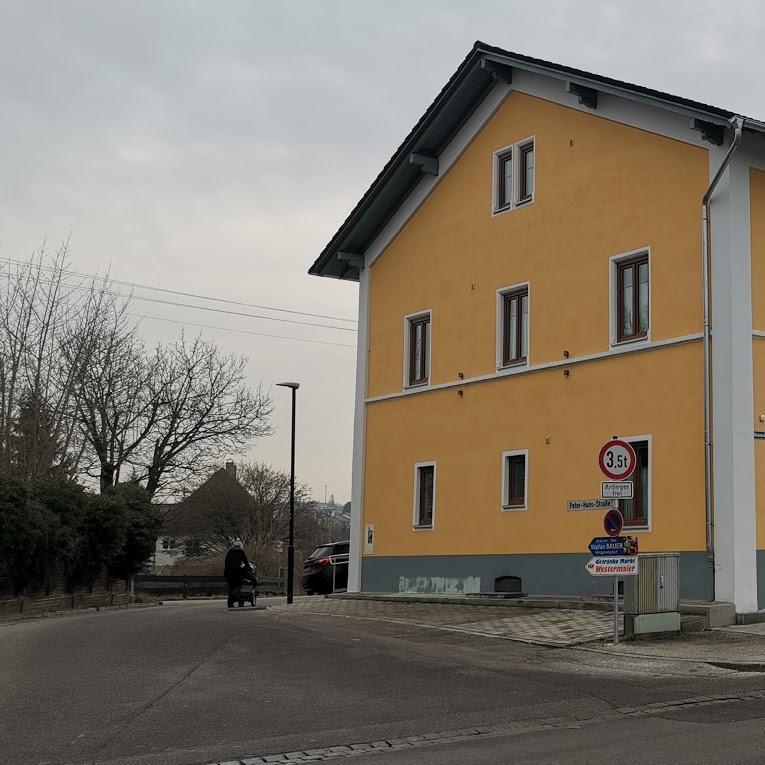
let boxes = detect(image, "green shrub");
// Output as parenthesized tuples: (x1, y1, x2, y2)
(0, 475, 160, 595)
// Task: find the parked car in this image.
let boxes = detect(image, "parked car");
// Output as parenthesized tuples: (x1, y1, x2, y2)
(302, 541, 349, 594)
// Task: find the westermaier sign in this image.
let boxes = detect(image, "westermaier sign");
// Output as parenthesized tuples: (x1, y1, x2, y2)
(585, 556, 639, 576)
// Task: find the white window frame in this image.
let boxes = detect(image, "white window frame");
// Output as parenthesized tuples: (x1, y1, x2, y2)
(412, 460, 437, 530)
(619, 434, 652, 532)
(496, 281, 531, 369)
(403, 310, 432, 389)
(609, 247, 651, 347)
(492, 135, 535, 216)
(501, 449, 528, 511)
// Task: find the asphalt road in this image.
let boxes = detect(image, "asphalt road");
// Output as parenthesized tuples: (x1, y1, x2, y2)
(1, 599, 765, 765)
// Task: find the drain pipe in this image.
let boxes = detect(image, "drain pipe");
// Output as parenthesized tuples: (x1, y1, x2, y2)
(701, 115, 744, 601)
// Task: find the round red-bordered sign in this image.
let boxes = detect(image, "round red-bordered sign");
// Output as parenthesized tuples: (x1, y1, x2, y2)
(598, 439, 637, 481)
(604, 508, 624, 537)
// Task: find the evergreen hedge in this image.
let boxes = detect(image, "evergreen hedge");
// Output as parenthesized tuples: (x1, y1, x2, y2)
(0, 476, 161, 596)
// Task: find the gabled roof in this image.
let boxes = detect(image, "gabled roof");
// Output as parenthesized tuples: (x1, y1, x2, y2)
(161, 468, 253, 537)
(309, 41, 764, 281)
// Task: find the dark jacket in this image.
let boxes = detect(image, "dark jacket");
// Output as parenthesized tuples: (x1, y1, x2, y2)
(224, 547, 252, 585)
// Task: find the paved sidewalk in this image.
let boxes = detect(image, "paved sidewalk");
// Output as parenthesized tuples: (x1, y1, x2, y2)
(587, 626, 765, 668)
(269, 596, 620, 647)
(269, 596, 765, 664)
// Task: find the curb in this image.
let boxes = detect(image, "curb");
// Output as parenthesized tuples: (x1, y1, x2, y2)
(708, 661, 765, 673)
(573, 644, 765, 672)
(328, 592, 617, 612)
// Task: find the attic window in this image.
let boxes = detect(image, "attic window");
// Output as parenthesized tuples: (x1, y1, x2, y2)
(493, 137, 535, 214)
(496, 149, 513, 211)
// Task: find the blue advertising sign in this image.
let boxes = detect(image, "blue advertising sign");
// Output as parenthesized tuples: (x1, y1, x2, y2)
(589, 536, 639, 556)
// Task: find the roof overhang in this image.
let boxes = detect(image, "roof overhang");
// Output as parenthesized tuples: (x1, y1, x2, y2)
(309, 41, 764, 281)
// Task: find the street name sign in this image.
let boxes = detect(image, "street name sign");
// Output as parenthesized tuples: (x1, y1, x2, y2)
(601, 481, 633, 499)
(567, 498, 612, 512)
(598, 439, 637, 480)
(585, 556, 639, 576)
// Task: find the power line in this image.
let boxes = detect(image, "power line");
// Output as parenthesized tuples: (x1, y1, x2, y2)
(129, 294, 357, 331)
(0, 256, 357, 324)
(0, 260, 356, 332)
(131, 313, 356, 349)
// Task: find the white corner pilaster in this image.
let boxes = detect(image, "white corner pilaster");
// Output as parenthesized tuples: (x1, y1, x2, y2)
(710, 144, 758, 612)
(348, 264, 369, 592)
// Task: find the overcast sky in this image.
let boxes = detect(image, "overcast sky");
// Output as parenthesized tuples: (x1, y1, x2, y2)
(1, 1, 764, 503)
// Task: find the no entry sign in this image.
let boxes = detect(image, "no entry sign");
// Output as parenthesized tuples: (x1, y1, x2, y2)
(598, 439, 637, 480)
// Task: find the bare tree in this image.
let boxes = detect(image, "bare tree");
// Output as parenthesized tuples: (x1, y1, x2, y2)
(235, 461, 311, 546)
(74, 315, 161, 492)
(0, 242, 115, 480)
(1, 243, 273, 496)
(140, 335, 272, 497)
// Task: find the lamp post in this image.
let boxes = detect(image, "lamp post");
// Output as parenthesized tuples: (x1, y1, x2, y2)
(276, 382, 299, 604)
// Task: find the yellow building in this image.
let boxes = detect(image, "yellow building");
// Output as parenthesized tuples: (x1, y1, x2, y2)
(310, 43, 765, 614)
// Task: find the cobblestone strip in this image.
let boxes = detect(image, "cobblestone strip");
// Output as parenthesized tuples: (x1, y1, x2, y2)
(209, 690, 765, 764)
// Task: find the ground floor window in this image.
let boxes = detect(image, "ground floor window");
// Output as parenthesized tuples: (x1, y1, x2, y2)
(501, 450, 528, 509)
(619, 440, 649, 527)
(413, 462, 436, 529)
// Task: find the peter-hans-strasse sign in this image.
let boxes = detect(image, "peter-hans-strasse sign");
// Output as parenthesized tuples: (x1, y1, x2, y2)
(567, 498, 612, 511)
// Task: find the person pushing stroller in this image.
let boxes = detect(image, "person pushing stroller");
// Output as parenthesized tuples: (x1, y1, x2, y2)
(224, 539, 257, 608)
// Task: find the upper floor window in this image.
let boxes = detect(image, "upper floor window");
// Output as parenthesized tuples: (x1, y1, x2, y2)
(405, 312, 431, 387)
(615, 252, 649, 343)
(518, 141, 535, 203)
(498, 285, 529, 368)
(497, 149, 513, 211)
(493, 137, 535, 214)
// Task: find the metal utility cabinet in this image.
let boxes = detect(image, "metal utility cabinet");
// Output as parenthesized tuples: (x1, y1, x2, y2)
(624, 553, 681, 636)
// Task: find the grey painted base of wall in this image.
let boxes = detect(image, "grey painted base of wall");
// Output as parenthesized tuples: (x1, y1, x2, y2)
(361, 552, 713, 601)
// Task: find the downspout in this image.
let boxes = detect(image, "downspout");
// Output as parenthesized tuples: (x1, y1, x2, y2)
(701, 115, 744, 601)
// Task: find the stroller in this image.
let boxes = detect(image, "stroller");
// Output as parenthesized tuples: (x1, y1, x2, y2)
(233, 567, 258, 608)
(238, 576, 258, 608)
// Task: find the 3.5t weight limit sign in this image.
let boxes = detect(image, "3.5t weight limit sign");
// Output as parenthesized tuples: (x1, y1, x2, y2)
(598, 439, 637, 481)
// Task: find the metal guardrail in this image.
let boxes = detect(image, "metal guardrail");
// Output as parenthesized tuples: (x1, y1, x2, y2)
(134, 574, 286, 598)
(329, 553, 350, 593)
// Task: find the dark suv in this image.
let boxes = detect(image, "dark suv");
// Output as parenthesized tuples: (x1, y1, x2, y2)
(302, 541, 349, 595)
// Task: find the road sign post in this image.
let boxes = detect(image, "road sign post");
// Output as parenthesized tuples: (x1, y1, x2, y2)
(591, 439, 639, 645)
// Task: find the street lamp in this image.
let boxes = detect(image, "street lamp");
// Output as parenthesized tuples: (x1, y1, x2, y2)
(276, 382, 300, 604)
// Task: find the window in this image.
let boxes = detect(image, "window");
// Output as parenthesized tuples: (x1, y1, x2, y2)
(499, 286, 529, 367)
(518, 142, 535, 202)
(493, 137, 535, 213)
(501, 451, 528, 510)
(616, 253, 649, 342)
(405, 312, 431, 387)
(413, 462, 436, 528)
(619, 440, 649, 528)
(496, 149, 513, 211)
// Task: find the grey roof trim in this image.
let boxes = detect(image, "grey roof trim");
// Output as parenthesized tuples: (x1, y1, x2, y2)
(310, 41, 761, 281)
